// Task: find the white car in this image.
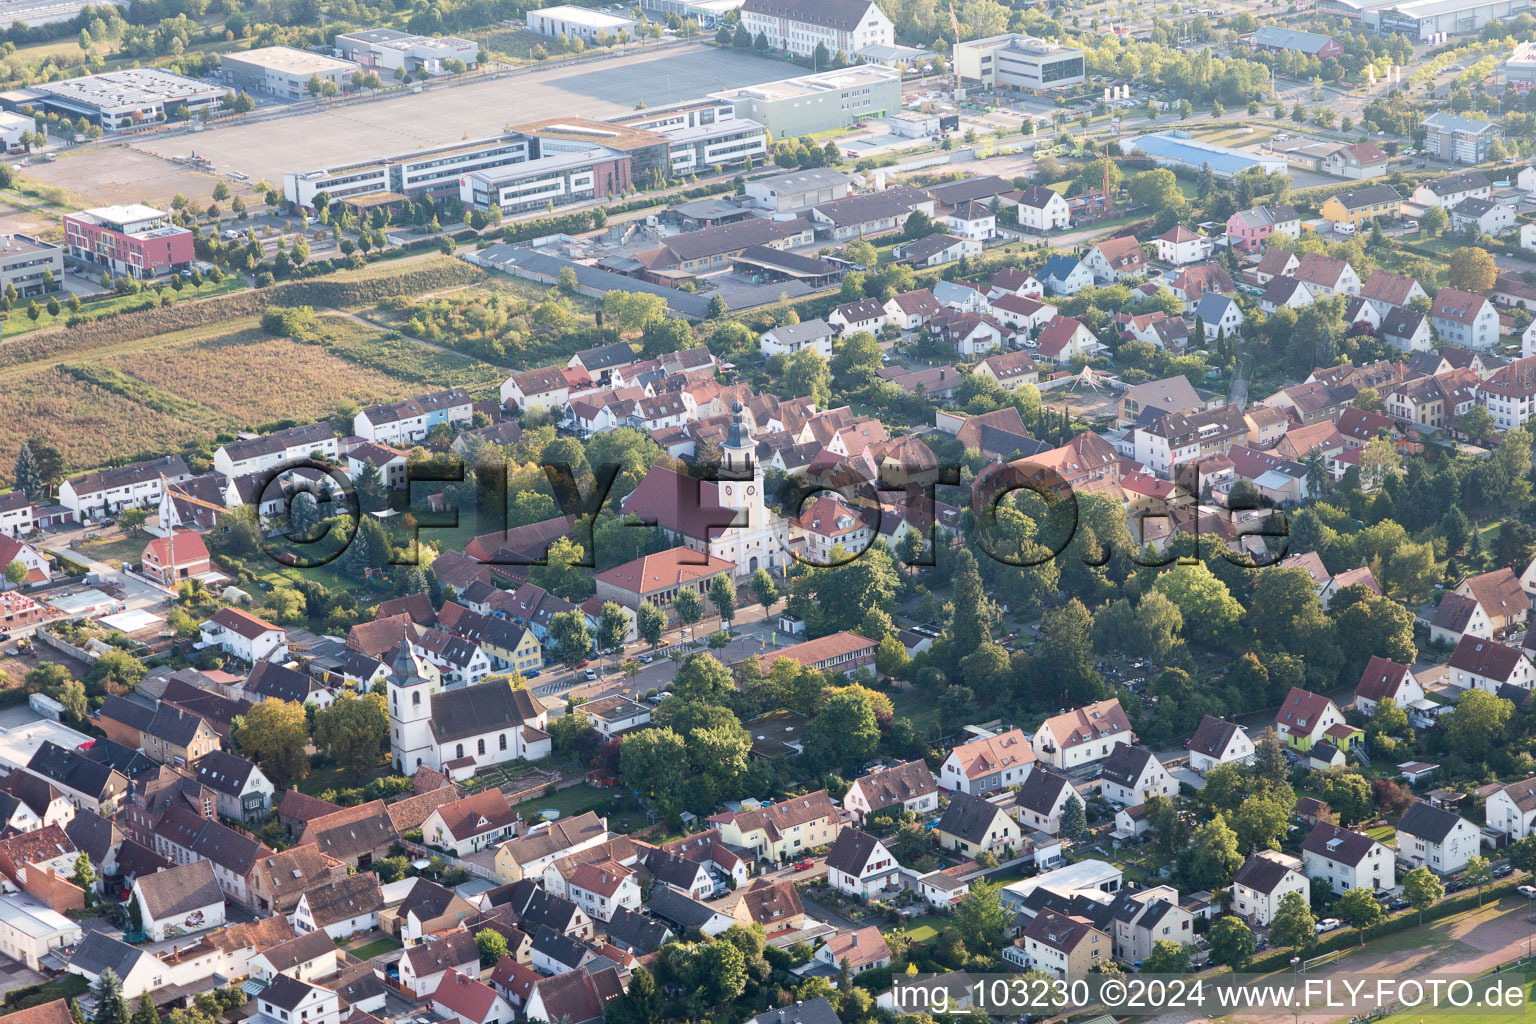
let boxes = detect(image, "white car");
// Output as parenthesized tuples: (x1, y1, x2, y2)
(1518, 885, 1536, 899)
(1315, 918, 1341, 934)
(583, 668, 598, 680)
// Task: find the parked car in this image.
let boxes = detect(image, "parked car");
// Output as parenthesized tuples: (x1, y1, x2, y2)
(1315, 918, 1341, 934)
(583, 668, 598, 680)
(1518, 885, 1536, 899)
(1494, 864, 1513, 878)
(1387, 898, 1410, 911)
(793, 859, 815, 871)
(638, 653, 654, 664)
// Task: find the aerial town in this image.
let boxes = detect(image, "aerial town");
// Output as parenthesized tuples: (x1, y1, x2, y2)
(10, 0, 1536, 1020)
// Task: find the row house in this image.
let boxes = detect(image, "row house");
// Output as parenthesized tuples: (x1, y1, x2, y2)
(213, 423, 338, 479)
(353, 388, 473, 445)
(59, 455, 193, 521)
(1225, 204, 1300, 250)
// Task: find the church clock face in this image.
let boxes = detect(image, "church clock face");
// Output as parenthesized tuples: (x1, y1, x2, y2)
(747, 486, 756, 495)
(724, 485, 733, 497)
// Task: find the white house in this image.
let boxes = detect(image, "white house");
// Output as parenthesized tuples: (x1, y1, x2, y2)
(566, 861, 641, 922)
(946, 200, 996, 241)
(1451, 197, 1515, 236)
(1031, 699, 1133, 769)
(825, 828, 901, 898)
(761, 320, 835, 360)
(828, 299, 887, 335)
(199, 607, 288, 665)
(254, 976, 342, 1024)
(1446, 635, 1536, 694)
(1154, 226, 1212, 265)
(1098, 746, 1174, 807)
(1195, 293, 1243, 339)
(59, 455, 193, 521)
(422, 791, 520, 857)
(1010, 769, 1081, 835)
(1001, 185, 1070, 232)
(1486, 777, 1536, 839)
(1185, 716, 1254, 774)
(1428, 287, 1500, 352)
(1396, 801, 1480, 875)
(935, 791, 1024, 859)
(214, 423, 338, 479)
(843, 759, 938, 822)
(399, 932, 480, 998)
(133, 859, 226, 941)
(1353, 656, 1424, 717)
(353, 388, 473, 445)
(939, 728, 1036, 794)
(1300, 822, 1395, 894)
(1230, 852, 1310, 926)
(1040, 254, 1094, 296)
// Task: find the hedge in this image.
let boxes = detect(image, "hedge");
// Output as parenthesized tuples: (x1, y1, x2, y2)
(1248, 877, 1524, 973)
(3, 971, 87, 1009)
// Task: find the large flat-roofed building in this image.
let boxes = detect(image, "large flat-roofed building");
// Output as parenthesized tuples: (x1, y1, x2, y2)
(1504, 40, 1536, 82)
(63, 204, 193, 279)
(0, 234, 61, 297)
(739, 0, 893, 58)
(221, 46, 358, 98)
(1421, 112, 1500, 164)
(1120, 130, 1287, 179)
(610, 99, 768, 174)
(1319, 0, 1531, 38)
(3, 68, 223, 129)
(952, 35, 1085, 91)
(526, 5, 638, 41)
(334, 28, 479, 75)
(638, 0, 743, 25)
(284, 134, 532, 208)
(713, 65, 899, 137)
(745, 167, 854, 212)
(461, 147, 631, 214)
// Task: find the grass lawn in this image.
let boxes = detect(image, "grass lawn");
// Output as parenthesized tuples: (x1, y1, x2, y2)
(898, 914, 950, 943)
(77, 533, 154, 568)
(346, 937, 403, 960)
(1368, 978, 1535, 1024)
(510, 782, 650, 834)
(1365, 824, 1396, 844)
(0, 277, 246, 338)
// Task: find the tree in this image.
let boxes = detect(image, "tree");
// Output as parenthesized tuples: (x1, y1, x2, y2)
(1179, 814, 1242, 890)
(1128, 168, 1185, 215)
(94, 969, 129, 1024)
(233, 698, 310, 789)
(1337, 887, 1384, 942)
(636, 601, 666, 648)
(1210, 916, 1256, 969)
(805, 687, 880, 772)
(671, 653, 734, 703)
(13, 440, 42, 497)
(58, 678, 87, 727)
(1447, 246, 1497, 293)
(5, 560, 27, 586)
(1269, 891, 1316, 951)
(620, 727, 688, 811)
(598, 601, 630, 658)
(673, 588, 703, 633)
(475, 927, 508, 967)
(1464, 854, 1493, 905)
(1420, 205, 1448, 236)
(549, 610, 594, 669)
(1320, 772, 1373, 826)
(1153, 563, 1242, 644)
(1401, 865, 1443, 923)
(130, 995, 160, 1024)
(1445, 687, 1512, 761)
(707, 574, 736, 632)
(313, 691, 388, 777)
(750, 568, 779, 612)
(955, 877, 1009, 952)
(1142, 939, 1191, 974)
(782, 348, 831, 405)
(71, 851, 96, 891)
(1059, 793, 1087, 843)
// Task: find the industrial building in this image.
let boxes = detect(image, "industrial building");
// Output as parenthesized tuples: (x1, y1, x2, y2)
(63, 205, 194, 279)
(738, 0, 893, 59)
(525, 5, 638, 41)
(333, 28, 479, 75)
(1503, 40, 1536, 82)
(220, 46, 358, 98)
(1245, 26, 1345, 57)
(0, 110, 34, 149)
(1318, 0, 1531, 39)
(0, 68, 223, 129)
(952, 35, 1085, 91)
(461, 147, 632, 215)
(745, 167, 854, 212)
(712, 65, 899, 137)
(638, 0, 743, 25)
(0, 234, 62, 297)
(1119, 130, 1287, 179)
(612, 100, 769, 175)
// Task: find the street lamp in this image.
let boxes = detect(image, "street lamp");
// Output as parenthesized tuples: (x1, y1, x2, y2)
(1291, 956, 1301, 1024)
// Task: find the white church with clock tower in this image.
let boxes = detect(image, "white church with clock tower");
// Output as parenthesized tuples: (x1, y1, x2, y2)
(708, 401, 792, 576)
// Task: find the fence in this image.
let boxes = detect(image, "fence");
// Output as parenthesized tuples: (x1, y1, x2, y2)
(399, 838, 498, 881)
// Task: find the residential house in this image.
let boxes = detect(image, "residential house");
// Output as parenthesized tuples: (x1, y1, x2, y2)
(1185, 716, 1254, 774)
(1396, 800, 1480, 874)
(1031, 699, 1132, 769)
(1083, 236, 1147, 283)
(1154, 225, 1212, 265)
(1455, 567, 1529, 635)
(400, 931, 480, 997)
(939, 728, 1036, 795)
(1452, 197, 1515, 236)
(199, 607, 288, 664)
(1300, 822, 1395, 894)
(893, 233, 980, 267)
(934, 791, 1023, 859)
(825, 829, 901, 898)
(1446, 635, 1535, 693)
(1294, 253, 1362, 297)
(1098, 746, 1174, 807)
(1360, 269, 1427, 318)
(1015, 909, 1107, 979)
(1001, 185, 1070, 232)
(292, 873, 385, 940)
(191, 751, 274, 823)
(813, 925, 891, 974)
(1485, 778, 1536, 839)
(1429, 287, 1499, 351)
(1411, 169, 1493, 209)
(1032, 315, 1100, 365)
(1226, 204, 1300, 250)
(1230, 851, 1309, 926)
(843, 759, 939, 823)
(712, 790, 844, 862)
(1318, 185, 1402, 227)
(1039, 254, 1094, 295)
(1011, 769, 1081, 835)
(432, 971, 515, 1024)
(1354, 656, 1425, 717)
(422, 790, 520, 857)
(133, 858, 225, 940)
(1274, 687, 1346, 752)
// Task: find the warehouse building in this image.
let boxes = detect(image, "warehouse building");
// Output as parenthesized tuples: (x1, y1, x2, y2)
(1, 68, 223, 129)
(1319, 0, 1531, 38)
(712, 64, 899, 137)
(526, 5, 638, 41)
(221, 46, 358, 98)
(638, 0, 742, 25)
(952, 35, 1085, 91)
(0, 234, 62, 298)
(333, 28, 479, 75)
(744, 167, 854, 212)
(1120, 130, 1287, 179)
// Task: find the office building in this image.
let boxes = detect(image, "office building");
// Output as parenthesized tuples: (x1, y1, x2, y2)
(334, 29, 479, 75)
(0, 234, 62, 297)
(952, 35, 1085, 91)
(221, 47, 358, 98)
(1318, 0, 1531, 39)
(738, 0, 893, 58)
(713, 65, 899, 137)
(2, 68, 223, 129)
(1421, 112, 1500, 164)
(63, 205, 193, 279)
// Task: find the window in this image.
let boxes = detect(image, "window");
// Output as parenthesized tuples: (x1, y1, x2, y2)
(456, 743, 465, 759)
(499, 734, 508, 751)
(478, 738, 486, 755)
(412, 691, 421, 706)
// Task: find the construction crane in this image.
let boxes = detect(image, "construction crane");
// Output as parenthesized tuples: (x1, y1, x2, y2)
(156, 475, 227, 592)
(948, 1, 963, 91)
(1102, 142, 1116, 218)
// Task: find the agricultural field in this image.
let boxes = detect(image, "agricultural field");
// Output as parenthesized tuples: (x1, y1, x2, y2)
(0, 311, 504, 469)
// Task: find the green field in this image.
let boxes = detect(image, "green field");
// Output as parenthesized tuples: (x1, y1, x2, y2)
(345, 937, 403, 960)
